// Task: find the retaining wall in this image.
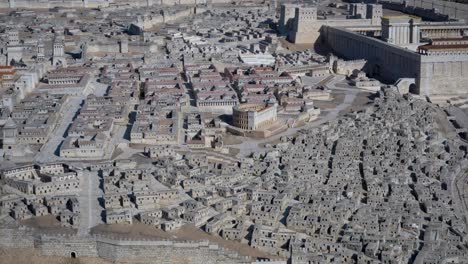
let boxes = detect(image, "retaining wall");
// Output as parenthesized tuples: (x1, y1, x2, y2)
(0, 228, 283, 263)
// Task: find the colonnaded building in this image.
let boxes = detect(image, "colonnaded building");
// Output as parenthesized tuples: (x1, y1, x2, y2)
(232, 102, 277, 131)
(283, 3, 468, 100)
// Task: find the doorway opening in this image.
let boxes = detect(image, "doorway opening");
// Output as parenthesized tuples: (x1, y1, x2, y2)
(409, 83, 418, 94)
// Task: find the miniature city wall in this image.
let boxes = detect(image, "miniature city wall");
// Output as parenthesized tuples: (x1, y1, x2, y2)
(0, 228, 284, 263)
(0, 0, 111, 8)
(0, 0, 253, 9)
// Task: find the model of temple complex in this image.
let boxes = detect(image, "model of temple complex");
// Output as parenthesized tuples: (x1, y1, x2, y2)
(0, 0, 467, 263)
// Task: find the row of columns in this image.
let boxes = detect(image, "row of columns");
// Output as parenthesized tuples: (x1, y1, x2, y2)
(423, 28, 462, 38)
(198, 101, 237, 106)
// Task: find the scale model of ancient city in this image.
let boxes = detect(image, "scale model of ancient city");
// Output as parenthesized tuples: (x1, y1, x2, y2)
(0, 0, 468, 263)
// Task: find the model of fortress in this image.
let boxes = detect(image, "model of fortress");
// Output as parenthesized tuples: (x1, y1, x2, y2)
(278, 4, 297, 35)
(349, 3, 382, 24)
(289, 7, 317, 44)
(283, 3, 382, 44)
(232, 103, 277, 130)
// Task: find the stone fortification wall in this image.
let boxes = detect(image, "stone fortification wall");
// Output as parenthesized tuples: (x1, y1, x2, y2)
(0, 0, 111, 8)
(93, 238, 247, 263)
(419, 53, 468, 96)
(109, 0, 211, 7)
(39, 235, 99, 257)
(322, 25, 420, 83)
(290, 18, 373, 44)
(0, 228, 35, 249)
(0, 0, 238, 9)
(0, 228, 281, 264)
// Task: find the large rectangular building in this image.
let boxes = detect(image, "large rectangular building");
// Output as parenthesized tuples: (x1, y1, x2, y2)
(322, 26, 468, 97)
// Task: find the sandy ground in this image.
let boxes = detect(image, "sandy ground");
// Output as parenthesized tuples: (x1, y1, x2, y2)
(111, 147, 125, 160)
(223, 134, 245, 145)
(338, 92, 373, 115)
(229, 147, 241, 156)
(383, 8, 407, 16)
(314, 92, 345, 110)
(278, 38, 314, 52)
(21, 215, 77, 235)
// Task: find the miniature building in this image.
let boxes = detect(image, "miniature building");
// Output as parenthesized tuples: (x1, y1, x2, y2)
(2, 164, 80, 196)
(52, 34, 67, 67)
(381, 16, 420, 45)
(232, 103, 278, 131)
(0, 4, 467, 264)
(278, 4, 298, 35)
(289, 7, 317, 44)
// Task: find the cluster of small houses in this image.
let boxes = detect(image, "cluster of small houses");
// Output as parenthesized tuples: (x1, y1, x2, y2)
(0, 1, 350, 160)
(162, 8, 278, 64)
(74, 89, 468, 263)
(0, 163, 81, 227)
(1, 47, 335, 159)
(58, 57, 329, 154)
(0, 2, 468, 263)
(1, 87, 468, 263)
(1, 92, 67, 155)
